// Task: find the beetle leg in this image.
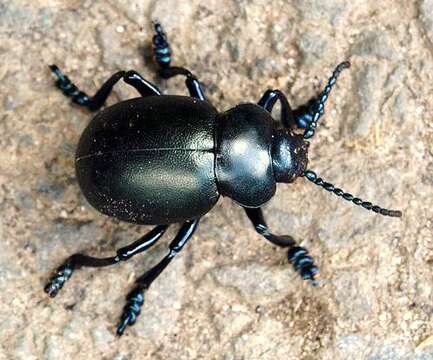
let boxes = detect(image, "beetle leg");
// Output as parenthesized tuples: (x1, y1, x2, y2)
(152, 21, 172, 68)
(243, 207, 319, 286)
(151, 22, 206, 100)
(116, 219, 199, 336)
(123, 70, 162, 97)
(257, 89, 295, 129)
(44, 225, 169, 298)
(244, 207, 295, 247)
(49, 65, 126, 111)
(49, 66, 162, 111)
(158, 66, 206, 101)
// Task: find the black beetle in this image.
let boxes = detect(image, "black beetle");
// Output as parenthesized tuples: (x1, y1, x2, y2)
(45, 22, 402, 335)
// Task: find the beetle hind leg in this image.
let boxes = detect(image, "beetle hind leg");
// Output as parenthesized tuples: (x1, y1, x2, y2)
(49, 65, 126, 111)
(44, 225, 168, 297)
(152, 21, 172, 69)
(49, 66, 162, 111)
(244, 207, 319, 285)
(151, 22, 206, 100)
(116, 219, 199, 336)
(44, 253, 116, 297)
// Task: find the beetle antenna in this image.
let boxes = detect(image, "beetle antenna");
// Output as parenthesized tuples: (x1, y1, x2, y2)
(303, 170, 402, 217)
(302, 61, 351, 139)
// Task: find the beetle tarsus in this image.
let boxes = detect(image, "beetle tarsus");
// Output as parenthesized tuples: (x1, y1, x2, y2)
(151, 22, 206, 100)
(49, 64, 92, 107)
(116, 220, 199, 335)
(152, 21, 171, 68)
(44, 226, 169, 300)
(116, 287, 145, 336)
(244, 208, 319, 285)
(44, 262, 74, 297)
(287, 246, 319, 285)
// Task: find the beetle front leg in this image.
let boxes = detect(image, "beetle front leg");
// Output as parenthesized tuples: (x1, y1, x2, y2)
(44, 225, 169, 297)
(244, 207, 319, 285)
(257, 89, 296, 129)
(116, 219, 199, 336)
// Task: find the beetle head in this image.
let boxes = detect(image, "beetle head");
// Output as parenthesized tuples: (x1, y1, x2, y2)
(271, 127, 402, 217)
(271, 129, 309, 183)
(268, 61, 401, 218)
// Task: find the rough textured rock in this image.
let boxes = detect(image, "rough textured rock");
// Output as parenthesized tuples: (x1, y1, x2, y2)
(0, 0, 432, 359)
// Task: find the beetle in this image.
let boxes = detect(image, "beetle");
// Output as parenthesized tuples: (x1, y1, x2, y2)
(44, 22, 402, 335)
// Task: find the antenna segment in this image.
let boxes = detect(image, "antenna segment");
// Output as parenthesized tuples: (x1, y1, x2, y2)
(304, 170, 402, 217)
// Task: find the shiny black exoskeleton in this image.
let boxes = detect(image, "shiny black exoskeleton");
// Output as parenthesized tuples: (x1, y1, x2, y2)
(45, 22, 402, 336)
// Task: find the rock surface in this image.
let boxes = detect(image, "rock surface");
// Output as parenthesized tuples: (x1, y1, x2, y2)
(0, 0, 432, 359)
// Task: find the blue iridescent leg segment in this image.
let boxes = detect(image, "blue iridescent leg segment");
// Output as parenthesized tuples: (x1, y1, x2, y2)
(116, 219, 199, 336)
(44, 225, 169, 297)
(49, 66, 161, 111)
(152, 22, 205, 100)
(244, 207, 319, 285)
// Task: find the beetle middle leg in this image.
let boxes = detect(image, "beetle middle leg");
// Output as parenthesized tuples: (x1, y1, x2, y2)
(116, 219, 199, 336)
(258, 62, 350, 139)
(49, 66, 162, 111)
(151, 22, 206, 100)
(244, 207, 319, 285)
(44, 225, 168, 297)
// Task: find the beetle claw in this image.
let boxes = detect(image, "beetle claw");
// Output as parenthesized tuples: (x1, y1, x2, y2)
(116, 316, 130, 336)
(44, 263, 74, 297)
(116, 287, 145, 336)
